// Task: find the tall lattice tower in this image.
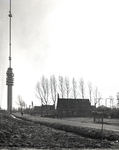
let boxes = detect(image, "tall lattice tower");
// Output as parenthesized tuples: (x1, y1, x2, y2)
(6, 0, 14, 113)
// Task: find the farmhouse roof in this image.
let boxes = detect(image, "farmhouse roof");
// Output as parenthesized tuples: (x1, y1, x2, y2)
(57, 96, 91, 110)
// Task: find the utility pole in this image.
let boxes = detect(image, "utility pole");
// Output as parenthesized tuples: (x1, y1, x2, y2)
(6, 0, 14, 113)
(94, 97, 103, 122)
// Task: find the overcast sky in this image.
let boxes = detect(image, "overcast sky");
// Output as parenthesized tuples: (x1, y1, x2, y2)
(0, 0, 119, 109)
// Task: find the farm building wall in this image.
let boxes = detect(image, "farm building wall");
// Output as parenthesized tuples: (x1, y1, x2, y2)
(57, 96, 92, 118)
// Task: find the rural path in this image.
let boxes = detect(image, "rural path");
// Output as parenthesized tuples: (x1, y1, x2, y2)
(13, 113, 119, 132)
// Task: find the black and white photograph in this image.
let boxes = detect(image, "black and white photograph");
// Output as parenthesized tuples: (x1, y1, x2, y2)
(0, 0, 119, 149)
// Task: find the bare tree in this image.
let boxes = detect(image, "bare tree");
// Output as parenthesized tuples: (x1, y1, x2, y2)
(72, 77, 77, 99)
(16, 95, 25, 108)
(88, 81, 93, 104)
(65, 76, 70, 98)
(40, 75, 47, 103)
(45, 78, 49, 105)
(45, 78, 49, 115)
(98, 92, 102, 107)
(50, 75, 57, 106)
(79, 78, 85, 99)
(35, 81, 45, 116)
(16, 95, 25, 114)
(93, 87, 102, 121)
(93, 86, 98, 106)
(35, 76, 49, 116)
(93, 87, 102, 107)
(35, 81, 45, 106)
(59, 76, 65, 98)
(35, 76, 50, 105)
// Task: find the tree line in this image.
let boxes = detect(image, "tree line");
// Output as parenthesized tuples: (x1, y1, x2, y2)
(16, 75, 118, 110)
(35, 75, 102, 107)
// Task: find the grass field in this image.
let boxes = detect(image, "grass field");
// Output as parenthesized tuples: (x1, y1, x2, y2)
(13, 112, 119, 141)
(2, 110, 119, 149)
(63, 117, 119, 126)
(13, 112, 119, 132)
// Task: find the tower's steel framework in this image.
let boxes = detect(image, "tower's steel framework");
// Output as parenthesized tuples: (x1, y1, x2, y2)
(6, 0, 14, 113)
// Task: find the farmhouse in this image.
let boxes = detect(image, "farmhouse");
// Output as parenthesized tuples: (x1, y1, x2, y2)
(57, 95, 92, 118)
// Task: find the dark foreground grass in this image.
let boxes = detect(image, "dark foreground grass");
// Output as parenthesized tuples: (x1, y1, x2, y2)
(14, 114, 119, 141)
(0, 111, 119, 149)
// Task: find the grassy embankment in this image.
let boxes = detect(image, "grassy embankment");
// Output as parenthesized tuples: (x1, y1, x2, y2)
(13, 112, 119, 141)
(1, 110, 117, 149)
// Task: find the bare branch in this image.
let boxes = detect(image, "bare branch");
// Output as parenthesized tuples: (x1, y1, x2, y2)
(88, 81, 93, 103)
(72, 77, 77, 99)
(50, 75, 57, 105)
(79, 78, 85, 99)
(65, 76, 70, 98)
(59, 76, 65, 98)
(16, 95, 25, 108)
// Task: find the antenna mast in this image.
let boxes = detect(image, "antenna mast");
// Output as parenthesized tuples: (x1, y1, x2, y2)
(9, 0, 12, 68)
(6, 0, 14, 113)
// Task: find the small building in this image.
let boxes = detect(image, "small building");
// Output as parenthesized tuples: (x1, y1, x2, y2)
(24, 108, 32, 114)
(97, 105, 111, 118)
(33, 106, 41, 115)
(41, 104, 55, 117)
(57, 95, 91, 118)
(92, 105, 110, 122)
(33, 104, 55, 117)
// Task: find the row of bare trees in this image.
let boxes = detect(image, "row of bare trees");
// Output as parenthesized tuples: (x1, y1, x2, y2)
(35, 75, 57, 107)
(35, 75, 102, 107)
